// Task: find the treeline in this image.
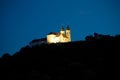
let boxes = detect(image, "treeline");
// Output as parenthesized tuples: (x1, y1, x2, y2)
(0, 33, 120, 80)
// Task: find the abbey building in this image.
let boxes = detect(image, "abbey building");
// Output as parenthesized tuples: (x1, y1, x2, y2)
(47, 25, 71, 43)
(29, 25, 71, 47)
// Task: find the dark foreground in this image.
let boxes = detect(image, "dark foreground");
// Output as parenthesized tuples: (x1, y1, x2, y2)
(0, 34, 120, 80)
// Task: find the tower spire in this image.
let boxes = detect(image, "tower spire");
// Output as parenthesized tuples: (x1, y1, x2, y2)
(66, 25, 70, 30)
(61, 26, 64, 31)
(60, 26, 65, 34)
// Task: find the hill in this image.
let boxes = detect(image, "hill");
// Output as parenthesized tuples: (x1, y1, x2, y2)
(0, 33, 120, 80)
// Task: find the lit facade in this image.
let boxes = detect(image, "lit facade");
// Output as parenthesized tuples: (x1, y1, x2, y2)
(47, 26, 71, 43)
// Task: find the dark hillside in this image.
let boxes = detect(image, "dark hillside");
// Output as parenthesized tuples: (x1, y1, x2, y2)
(0, 34, 120, 80)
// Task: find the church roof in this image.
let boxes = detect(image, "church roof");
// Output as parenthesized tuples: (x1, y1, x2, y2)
(48, 32, 69, 38)
(48, 32, 60, 36)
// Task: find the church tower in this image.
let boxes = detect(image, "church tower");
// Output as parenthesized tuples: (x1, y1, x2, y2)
(66, 25, 71, 42)
(60, 26, 65, 34)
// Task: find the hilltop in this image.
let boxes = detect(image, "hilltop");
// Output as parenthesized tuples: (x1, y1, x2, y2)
(0, 33, 120, 80)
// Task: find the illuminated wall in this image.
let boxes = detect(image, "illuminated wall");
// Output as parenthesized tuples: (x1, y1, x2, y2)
(47, 27, 71, 44)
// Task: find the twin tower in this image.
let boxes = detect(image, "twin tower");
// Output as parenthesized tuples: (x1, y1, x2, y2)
(47, 25, 71, 43)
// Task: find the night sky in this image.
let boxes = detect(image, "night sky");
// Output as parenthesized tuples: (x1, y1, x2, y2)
(0, 0, 120, 56)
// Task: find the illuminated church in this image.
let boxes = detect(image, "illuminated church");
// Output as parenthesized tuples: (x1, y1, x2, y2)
(29, 25, 71, 47)
(47, 25, 71, 43)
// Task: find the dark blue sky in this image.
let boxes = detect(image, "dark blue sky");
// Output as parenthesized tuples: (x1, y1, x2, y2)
(0, 0, 120, 56)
